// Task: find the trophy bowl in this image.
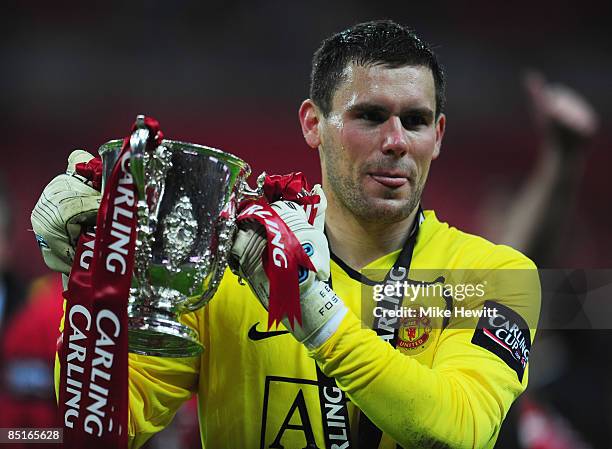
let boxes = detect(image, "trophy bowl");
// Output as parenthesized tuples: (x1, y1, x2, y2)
(99, 138, 251, 357)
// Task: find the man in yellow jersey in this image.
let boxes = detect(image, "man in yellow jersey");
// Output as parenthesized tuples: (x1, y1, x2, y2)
(31, 20, 540, 449)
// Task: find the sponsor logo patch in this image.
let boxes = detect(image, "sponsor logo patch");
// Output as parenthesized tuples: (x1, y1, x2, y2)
(471, 300, 531, 381)
(260, 376, 322, 449)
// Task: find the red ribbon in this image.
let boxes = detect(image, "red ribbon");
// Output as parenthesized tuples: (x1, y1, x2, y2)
(237, 172, 321, 329)
(75, 157, 103, 191)
(58, 116, 163, 448)
(263, 173, 321, 226)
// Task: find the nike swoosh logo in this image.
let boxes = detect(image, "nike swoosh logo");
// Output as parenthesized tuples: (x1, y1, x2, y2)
(248, 322, 290, 341)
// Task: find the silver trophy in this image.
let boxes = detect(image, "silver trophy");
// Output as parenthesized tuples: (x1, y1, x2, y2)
(98, 116, 253, 357)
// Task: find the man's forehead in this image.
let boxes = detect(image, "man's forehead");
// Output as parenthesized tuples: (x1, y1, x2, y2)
(333, 63, 436, 110)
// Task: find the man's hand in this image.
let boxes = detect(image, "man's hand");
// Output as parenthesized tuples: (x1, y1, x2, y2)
(524, 71, 599, 150)
(31, 150, 101, 274)
(231, 185, 347, 348)
(491, 72, 599, 259)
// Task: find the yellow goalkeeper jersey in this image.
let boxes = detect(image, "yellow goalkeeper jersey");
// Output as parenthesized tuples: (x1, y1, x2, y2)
(56, 210, 540, 449)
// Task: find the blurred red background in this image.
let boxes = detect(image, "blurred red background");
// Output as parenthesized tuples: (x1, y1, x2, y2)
(3, 1, 611, 278)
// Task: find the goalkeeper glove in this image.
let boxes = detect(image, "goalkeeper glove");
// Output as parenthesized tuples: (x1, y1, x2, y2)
(230, 185, 347, 348)
(31, 150, 101, 274)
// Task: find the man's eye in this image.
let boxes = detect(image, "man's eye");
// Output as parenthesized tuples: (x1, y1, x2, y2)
(401, 115, 427, 129)
(359, 112, 385, 123)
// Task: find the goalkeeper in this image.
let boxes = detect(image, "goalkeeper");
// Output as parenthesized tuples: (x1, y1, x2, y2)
(31, 20, 540, 449)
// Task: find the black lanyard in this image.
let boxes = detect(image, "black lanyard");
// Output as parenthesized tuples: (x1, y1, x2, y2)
(317, 207, 423, 449)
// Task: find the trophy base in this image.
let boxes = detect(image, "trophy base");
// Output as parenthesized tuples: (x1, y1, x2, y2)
(128, 315, 203, 357)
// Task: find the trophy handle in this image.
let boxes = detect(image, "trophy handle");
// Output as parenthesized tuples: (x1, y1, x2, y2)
(241, 171, 266, 201)
(181, 171, 263, 313)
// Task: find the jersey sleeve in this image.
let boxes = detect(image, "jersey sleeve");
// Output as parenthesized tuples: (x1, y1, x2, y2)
(54, 301, 202, 449)
(126, 347, 200, 448)
(309, 249, 540, 448)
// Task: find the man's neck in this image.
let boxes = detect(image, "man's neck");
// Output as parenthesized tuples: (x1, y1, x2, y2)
(325, 203, 419, 271)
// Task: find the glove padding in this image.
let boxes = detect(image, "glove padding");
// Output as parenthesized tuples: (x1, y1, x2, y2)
(231, 185, 347, 347)
(31, 150, 101, 274)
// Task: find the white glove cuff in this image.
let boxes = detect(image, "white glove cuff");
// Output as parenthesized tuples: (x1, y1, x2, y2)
(303, 305, 348, 350)
(288, 280, 346, 345)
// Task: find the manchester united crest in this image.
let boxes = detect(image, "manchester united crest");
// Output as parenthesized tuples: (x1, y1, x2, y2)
(398, 307, 433, 351)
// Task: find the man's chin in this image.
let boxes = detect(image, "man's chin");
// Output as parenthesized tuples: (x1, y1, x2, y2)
(355, 197, 417, 224)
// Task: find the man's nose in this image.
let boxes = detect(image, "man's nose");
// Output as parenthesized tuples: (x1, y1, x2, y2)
(381, 116, 408, 157)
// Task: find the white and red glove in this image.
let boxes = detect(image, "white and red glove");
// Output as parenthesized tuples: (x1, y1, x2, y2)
(230, 185, 347, 348)
(31, 150, 101, 275)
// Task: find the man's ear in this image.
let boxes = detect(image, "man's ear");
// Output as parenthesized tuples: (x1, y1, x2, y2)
(299, 99, 322, 149)
(432, 113, 446, 160)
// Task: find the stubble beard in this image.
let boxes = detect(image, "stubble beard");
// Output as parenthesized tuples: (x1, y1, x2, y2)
(326, 155, 424, 225)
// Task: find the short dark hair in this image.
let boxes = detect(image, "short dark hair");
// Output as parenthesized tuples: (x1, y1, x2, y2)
(310, 20, 446, 118)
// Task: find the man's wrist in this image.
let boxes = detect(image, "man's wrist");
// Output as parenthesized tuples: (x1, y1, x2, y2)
(303, 305, 348, 350)
(289, 280, 347, 346)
